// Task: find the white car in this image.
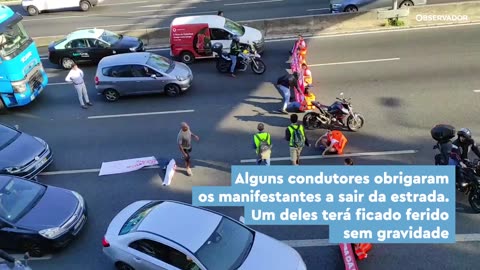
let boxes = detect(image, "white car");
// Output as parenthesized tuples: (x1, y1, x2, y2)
(103, 200, 307, 270)
(21, 0, 104, 16)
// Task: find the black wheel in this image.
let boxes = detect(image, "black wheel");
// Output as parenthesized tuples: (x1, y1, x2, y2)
(344, 5, 358, 12)
(61, 57, 75, 69)
(80, 1, 91, 11)
(115, 262, 135, 270)
(180, 51, 195, 64)
(251, 59, 266, 74)
(399, 0, 414, 8)
(27, 6, 39, 16)
(216, 59, 230, 73)
(164, 84, 181, 97)
(22, 241, 44, 258)
(468, 189, 480, 213)
(303, 112, 320, 130)
(347, 114, 364, 131)
(104, 89, 120, 102)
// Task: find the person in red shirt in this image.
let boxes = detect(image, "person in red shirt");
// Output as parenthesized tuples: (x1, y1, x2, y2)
(315, 129, 348, 155)
(302, 63, 312, 87)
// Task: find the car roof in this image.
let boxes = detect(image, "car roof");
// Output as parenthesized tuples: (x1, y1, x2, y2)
(98, 52, 152, 67)
(171, 15, 226, 29)
(66, 28, 105, 40)
(138, 201, 222, 253)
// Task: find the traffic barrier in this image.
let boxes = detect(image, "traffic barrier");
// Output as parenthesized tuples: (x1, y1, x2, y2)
(33, 1, 480, 48)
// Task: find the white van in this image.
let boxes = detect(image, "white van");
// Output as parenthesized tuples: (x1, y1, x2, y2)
(170, 15, 265, 63)
(21, 0, 104, 16)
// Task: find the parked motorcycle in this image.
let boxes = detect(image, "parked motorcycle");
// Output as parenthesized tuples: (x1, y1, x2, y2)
(456, 159, 480, 213)
(302, 92, 364, 131)
(211, 42, 266, 75)
(0, 250, 32, 270)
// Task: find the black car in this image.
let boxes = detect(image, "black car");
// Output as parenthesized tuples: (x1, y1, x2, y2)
(0, 175, 87, 257)
(0, 124, 52, 180)
(48, 28, 145, 69)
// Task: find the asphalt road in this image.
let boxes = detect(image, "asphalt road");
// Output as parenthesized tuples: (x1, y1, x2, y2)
(6, 0, 474, 38)
(1, 23, 480, 269)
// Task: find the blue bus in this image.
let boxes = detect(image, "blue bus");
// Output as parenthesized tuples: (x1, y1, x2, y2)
(0, 4, 48, 110)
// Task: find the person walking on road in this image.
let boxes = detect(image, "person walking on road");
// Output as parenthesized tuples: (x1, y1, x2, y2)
(177, 122, 200, 176)
(65, 63, 92, 109)
(285, 114, 309, 165)
(253, 123, 272, 165)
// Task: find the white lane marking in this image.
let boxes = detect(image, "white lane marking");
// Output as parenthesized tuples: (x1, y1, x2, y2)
(473, 90, 480, 93)
(138, 3, 183, 7)
(129, 10, 216, 19)
(307, 8, 331, 11)
(39, 166, 160, 176)
(283, 234, 480, 248)
(127, 7, 197, 13)
(102, 1, 148, 6)
(77, 23, 144, 30)
(24, 15, 93, 22)
(240, 150, 418, 163)
(87, 109, 195, 119)
(309, 58, 400, 67)
(225, 0, 283, 6)
(48, 82, 69, 86)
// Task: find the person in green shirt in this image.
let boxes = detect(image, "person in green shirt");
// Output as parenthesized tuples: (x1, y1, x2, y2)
(253, 123, 272, 165)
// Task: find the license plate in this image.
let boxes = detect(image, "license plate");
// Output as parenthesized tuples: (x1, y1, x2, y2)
(36, 157, 48, 168)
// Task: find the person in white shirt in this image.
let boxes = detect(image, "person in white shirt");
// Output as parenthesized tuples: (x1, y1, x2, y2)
(65, 64, 92, 109)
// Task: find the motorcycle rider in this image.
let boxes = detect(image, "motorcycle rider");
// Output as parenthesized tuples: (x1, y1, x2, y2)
(229, 35, 242, 77)
(448, 145, 469, 188)
(453, 128, 480, 160)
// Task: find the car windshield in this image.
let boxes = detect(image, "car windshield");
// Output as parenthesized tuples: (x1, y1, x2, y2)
(119, 201, 162, 235)
(0, 22, 30, 59)
(224, 19, 245, 36)
(99, 30, 122, 44)
(146, 54, 173, 73)
(195, 217, 254, 270)
(0, 125, 19, 149)
(0, 178, 46, 223)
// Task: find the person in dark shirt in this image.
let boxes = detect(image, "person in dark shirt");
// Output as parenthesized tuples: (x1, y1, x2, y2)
(453, 128, 480, 160)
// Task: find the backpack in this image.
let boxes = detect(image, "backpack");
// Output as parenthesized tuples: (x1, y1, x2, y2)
(290, 125, 305, 148)
(256, 133, 271, 154)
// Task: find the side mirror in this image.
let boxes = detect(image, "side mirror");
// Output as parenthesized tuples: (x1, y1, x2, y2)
(151, 74, 157, 79)
(239, 216, 245, 223)
(14, 125, 19, 130)
(228, 34, 232, 39)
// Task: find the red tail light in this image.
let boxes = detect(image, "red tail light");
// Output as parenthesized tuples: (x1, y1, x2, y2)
(94, 76, 99, 85)
(102, 237, 110, 247)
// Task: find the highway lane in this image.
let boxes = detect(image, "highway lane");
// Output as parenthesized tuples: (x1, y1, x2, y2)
(1, 24, 479, 269)
(9, 0, 472, 38)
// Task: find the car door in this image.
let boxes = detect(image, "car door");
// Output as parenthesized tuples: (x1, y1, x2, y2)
(129, 239, 203, 270)
(86, 38, 113, 62)
(209, 28, 232, 54)
(130, 65, 164, 94)
(107, 65, 137, 95)
(66, 39, 92, 63)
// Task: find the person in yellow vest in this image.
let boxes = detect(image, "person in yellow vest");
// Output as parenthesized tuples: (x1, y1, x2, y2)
(285, 114, 310, 165)
(301, 63, 312, 87)
(253, 123, 272, 165)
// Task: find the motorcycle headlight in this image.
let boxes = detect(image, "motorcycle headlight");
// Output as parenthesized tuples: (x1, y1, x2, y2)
(11, 81, 27, 93)
(39, 227, 67, 239)
(71, 191, 85, 209)
(5, 167, 21, 174)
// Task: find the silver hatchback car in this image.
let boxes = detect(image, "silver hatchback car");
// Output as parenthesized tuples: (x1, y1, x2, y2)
(95, 52, 193, 102)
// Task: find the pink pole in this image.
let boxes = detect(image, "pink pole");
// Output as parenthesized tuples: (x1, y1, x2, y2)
(339, 244, 360, 270)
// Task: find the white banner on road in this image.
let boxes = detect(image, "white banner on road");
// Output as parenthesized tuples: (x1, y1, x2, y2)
(99, 156, 159, 176)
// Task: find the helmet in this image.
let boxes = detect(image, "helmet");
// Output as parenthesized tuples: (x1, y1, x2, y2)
(458, 128, 472, 139)
(232, 35, 240, 42)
